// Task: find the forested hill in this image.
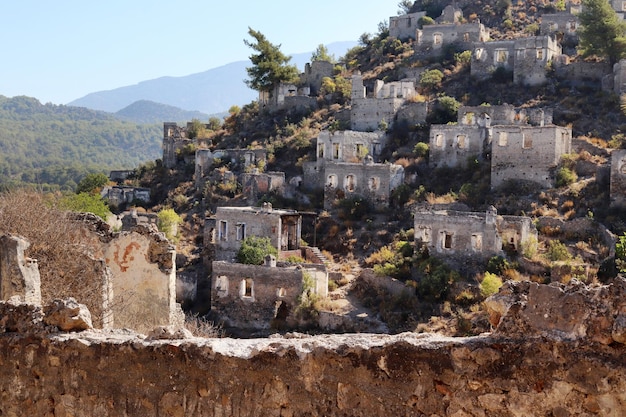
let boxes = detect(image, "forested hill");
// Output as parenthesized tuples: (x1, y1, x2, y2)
(0, 95, 162, 191)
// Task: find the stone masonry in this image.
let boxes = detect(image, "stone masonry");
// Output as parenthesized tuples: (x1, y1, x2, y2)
(414, 206, 536, 259)
(211, 258, 328, 330)
(471, 35, 561, 86)
(610, 149, 626, 208)
(389, 11, 426, 41)
(207, 205, 302, 262)
(0, 235, 41, 305)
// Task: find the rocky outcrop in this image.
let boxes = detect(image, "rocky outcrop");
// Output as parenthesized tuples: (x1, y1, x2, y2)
(43, 298, 93, 332)
(485, 277, 626, 345)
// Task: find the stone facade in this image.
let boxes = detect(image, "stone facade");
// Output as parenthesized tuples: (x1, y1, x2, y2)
(195, 148, 266, 188)
(416, 21, 489, 56)
(102, 186, 150, 208)
(0, 235, 41, 305)
(610, 149, 626, 208)
(103, 228, 182, 332)
(207, 205, 302, 262)
(491, 124, 572, 189)
(540, 12, 579, 42)
(240, 171, 285, 203)
(389, 11, 426, 41)
(350, 74, 419, 131)
(613, 59, 626, 96)
(316, 130, 387, 163)
(108, 170, 134, 183)
(471, 35, 561, 86)
(323, 159, 405, 209)
(429, 104, 556, 170)
(211, 259, 328, 330)
(414, 206, 536, 259)
(301, 60, 334, 96)
(163, 122, 191, 169)
(120, 210, 158, 232)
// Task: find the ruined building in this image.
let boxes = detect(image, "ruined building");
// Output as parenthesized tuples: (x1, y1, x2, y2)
(429, 104, 571, 189)
(350, 73, 425, 132)
(211, 256, 328, 330)
(101, 186, 150, 208)
(195, 148, 266, 189)
(471, 35, 562, 86)
(389, 10, 426, 41)
(414, 206, 536, 259)
(162, 122, 192, 169)
(206, 204, 303, 262)
(0, 235, 41, 305)
(302, 130, 404, 208)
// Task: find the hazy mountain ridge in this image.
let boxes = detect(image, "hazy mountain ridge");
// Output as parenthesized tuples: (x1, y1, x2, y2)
(0, 95, 162, 190)
(115, 100, 210, 124)
(69, 41, 357, 114)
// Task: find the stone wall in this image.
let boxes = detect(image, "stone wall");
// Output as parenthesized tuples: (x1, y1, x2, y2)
(416, 22, 489, 56)
(540, 12, 579, 41)
(0, 235, 41, 304)
(315, 130, 387, 163)
(389, 11, 426, 40)
(0, 277, 624, 416)
(301, 60, 334, 96)
(240, 171, 285, 203)
(323, 161, 405, 209)
(211, 260, 327, 330)
(414, 207, 536, 259)
(491, 125, 572, 189)
(429, 124, 489, 169)
(103, 229, 182, 332)
(102, 186, 150, 208)
(471, 35, 561, 86)
(610, 149, 626, 208)
(195, 148, 266, 189)
(210, 206, 302, 262)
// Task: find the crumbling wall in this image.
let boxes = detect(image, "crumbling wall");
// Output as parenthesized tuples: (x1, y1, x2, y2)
(240, 171, 285, 203)
(610, 149, 626, 208)
(103, 229, 181, 332)
(491, 125, 572, 189)
(416, 22, 489, 55)
(0, 235, 41, 304)
(429, 124, 488, 168)
(0, 278, 624, 416)
(315, 130, 387, 163)
(389, 11, 426, 40)
(211, 260, 305, 330)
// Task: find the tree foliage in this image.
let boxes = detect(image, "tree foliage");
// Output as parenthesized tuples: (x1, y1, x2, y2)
(76, 173, 109, 195)
(578, 0, 626, 65)
(236, 236, 278, 265)
(311, 44, 335, 63)
(480, 272, 503, 298)
(157, 208, 182, 240)
(58, 192, 111, 220)
(244, 28, 299, 93)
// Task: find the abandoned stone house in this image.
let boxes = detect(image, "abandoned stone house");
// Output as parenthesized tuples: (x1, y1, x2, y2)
(415, 21, 490, 56)
(120, 209, 158, 232)
(108, 170, 134, 183)
(102, 186, 151, 208)
(414, 206, 536, 259)
(211, 256, 328, 330)
(259, 60, 334, 109)
(240, 171, 285, 203)
(429, 103, 566, 180)
(471, 35, 562, 86)
(610, 149, 626, 208)
(389, 11, 427, 41)
(195, 148, 266, 188)
(163, 122, 193, 169)
(322, 159, 405, 209)
(206, 205, 303, 262)
(491, 124, 572, 189)
(539, 12, 579, 43)
(611, 0, 626, 18)
(351, 73, 425, 131)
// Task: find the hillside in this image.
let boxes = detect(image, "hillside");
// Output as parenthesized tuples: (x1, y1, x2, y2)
(68, 42, 357, 114)
(0, 95, 162, 190)
(114, 100, 210, 124)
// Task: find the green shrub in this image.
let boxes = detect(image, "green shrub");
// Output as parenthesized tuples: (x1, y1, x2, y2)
(413, 142, 429, 158)
(420, 69, 444, 90)
(546, 240, 571, 262)
(236, 236, 278, 265)
(556, 166, 577, 187)
(521, 236, 539, 259)
(486, 256, 510, 275)
(59, 192, 111, 220)
(480, 272, 503, 298)
(157, 208, 182, 240)
(454, 50, 472, 66)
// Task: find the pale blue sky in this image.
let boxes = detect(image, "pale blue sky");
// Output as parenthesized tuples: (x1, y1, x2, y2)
(0, 1, 400, 105)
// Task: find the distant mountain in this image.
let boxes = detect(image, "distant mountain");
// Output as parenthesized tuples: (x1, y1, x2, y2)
(0, 95, 162, 190)
(115, 100, 210, 124)
(68, 41, 357, 114)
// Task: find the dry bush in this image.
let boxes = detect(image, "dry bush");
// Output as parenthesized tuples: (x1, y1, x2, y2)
(0, 190, 106, 325)
(184, 314, 223, 338)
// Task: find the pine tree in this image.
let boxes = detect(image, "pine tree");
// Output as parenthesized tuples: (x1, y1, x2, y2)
(578, 0, 626, 65)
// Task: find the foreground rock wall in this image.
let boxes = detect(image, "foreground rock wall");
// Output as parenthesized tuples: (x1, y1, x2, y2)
(0, 331, 623, 416)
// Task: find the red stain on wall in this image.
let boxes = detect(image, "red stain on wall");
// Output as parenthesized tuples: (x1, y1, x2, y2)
(112, 242, 141, 273)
